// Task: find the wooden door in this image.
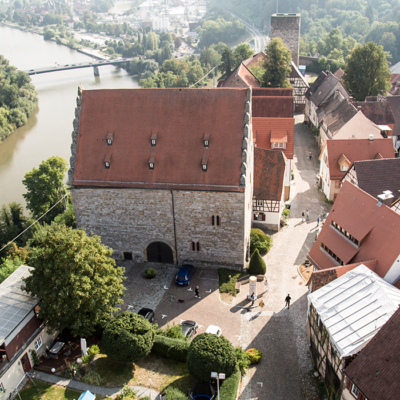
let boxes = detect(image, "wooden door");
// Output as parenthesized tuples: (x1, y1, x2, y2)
(21, 353, 31, 373)
(147, 242, 173, 263)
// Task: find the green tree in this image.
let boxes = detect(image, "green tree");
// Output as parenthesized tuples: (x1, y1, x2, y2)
(221, 47, 235, 76)
(102, 311, 154, 363)
(343, 42, 391, 101)
(200, 48, 221, 69)
(233, 42, 254, 64)
(174, 36, 182, 49)
(22, 156, 68, 223)
(187, 333, 237, 382)
(250, 229, 272, 256)
(261, 38, 291, 88)
(248, 248, 266, 275)
(22, 224, 125, 337)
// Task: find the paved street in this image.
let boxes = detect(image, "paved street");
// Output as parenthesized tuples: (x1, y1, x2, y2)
(239, 115, 329, 400)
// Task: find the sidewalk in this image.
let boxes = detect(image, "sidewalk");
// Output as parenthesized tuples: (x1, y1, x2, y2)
(32, 370, 161, 399)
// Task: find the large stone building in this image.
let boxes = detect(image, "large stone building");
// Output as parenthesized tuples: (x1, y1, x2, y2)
(270, 13, 301, 67)
(69, 87, 254, 270)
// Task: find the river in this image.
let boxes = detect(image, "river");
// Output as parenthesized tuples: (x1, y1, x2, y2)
(0, 25, 139, 210)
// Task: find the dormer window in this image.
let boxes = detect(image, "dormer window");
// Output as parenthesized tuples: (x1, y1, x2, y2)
(105, 161, 110, 168)
(341, 164, 348, 172)
(270, 131, 287, 150)
(106, 133, 113, 146)
(203, 133, 211, 148)
(151, 133, 157, 147)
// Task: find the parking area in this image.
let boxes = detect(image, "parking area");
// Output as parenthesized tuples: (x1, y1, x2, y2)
(119, 262, 243, 345)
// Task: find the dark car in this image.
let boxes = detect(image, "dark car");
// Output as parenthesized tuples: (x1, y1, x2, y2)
(137, 308, 155, 322)
(180, 320, 198, 339)
(175, 264, 194, 285)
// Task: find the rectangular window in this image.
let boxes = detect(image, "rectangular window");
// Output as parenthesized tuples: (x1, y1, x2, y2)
(34, 337, 43, 351)
(351, 384, 360, 398)
(256, 200, 264, 207)
(191, 241, 200, 251)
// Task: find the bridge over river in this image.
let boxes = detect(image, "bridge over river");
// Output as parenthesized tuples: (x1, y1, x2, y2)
(23, 58, 131, 76)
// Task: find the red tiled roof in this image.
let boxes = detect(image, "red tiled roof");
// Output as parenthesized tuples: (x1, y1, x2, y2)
(308, 260, 377, 292)
(220, 63, 260, 88)
(270, 131, 287, 143)
(307, 181, 400, 279)
(333, 68, 344, 80)
(243, 52, 265, 69)
(252, 88, 293, 97)
(253, 117, 294, 159)
(252, 96, 294, 118)
(73, 88, 248, 192)
(325, 139, 395, 180)
(253, 148, 286, 201)
(343, 307, 400, 400)
(352, 101, 395, 125)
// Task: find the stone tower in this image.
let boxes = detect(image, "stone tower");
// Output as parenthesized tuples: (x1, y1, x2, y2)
(271, 13, 301, 67)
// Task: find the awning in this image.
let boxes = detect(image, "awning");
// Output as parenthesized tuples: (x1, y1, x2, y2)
(377, 125, 392, 131)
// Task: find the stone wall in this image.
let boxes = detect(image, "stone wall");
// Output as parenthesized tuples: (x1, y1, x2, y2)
(71, 188, 248, 270)
(271, 14, 301, 67)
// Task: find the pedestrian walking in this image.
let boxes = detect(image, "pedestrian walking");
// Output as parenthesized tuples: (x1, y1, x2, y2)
(195, 286, 200, 298)
(259, 299, 265, 309)
(309, 152, 312, 160)
(317, 216, 320, 226)
(264, 279, 269, 293)
(306, 210, 310, 221)
(250, 292, 255, 306)
(301, 210, 305, 222)
(285, 294, 291, 309)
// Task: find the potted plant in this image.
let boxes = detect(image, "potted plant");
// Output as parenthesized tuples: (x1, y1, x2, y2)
(30, 349, 40, 366)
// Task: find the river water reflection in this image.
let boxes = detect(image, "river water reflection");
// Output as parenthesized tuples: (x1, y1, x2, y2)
(0, 26, 139, 208)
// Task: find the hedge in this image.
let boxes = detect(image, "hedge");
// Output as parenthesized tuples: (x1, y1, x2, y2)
(248, 249, 266, 275)
(163, 386, 188, 400)
(152, 334, 189, 362)
(219, 366, 241, 400)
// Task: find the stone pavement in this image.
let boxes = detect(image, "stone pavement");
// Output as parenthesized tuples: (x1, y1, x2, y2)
(32, 370, 161, 399)
(239, 115, 330, 400)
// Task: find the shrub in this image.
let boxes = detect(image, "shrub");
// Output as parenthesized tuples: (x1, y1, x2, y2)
(102, 311, 154, 363)
(248, 249, 266, 275)
(282, 209, 290, 217)
(187, 333, 237, 382)
(246, 348, 263, 364)
(218, 269, 243, 296)
(82, 370, 102, 385)
(152, 335, 189, 362)
(156, 322, 186, 340)
(219, 366, 240, 400)
(235, 346, 250, 375)
(115, 385, 138, 400)
(29, 349, 40, 365)
(82, 344, 100, 364)
(250, 229, 272, 256)
(163, 386, 188, 400)
(143, 267, 156, 279)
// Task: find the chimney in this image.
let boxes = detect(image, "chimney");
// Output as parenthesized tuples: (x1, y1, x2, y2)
(357, 106, 362, 110)
(378, 190, 394, 205)
(351, 134, 356, 139)
(369, 134, 374, 142)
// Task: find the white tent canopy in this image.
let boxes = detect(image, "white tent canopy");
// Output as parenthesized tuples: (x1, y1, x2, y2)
(308, 264, 400, 358)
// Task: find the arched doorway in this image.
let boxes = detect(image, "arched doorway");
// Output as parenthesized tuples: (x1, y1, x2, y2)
(146, 242, 174, 263)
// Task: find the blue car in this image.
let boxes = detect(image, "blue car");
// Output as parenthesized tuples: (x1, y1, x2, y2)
(175, 264, 194, 285)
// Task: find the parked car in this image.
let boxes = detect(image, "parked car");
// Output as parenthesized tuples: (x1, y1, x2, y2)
(205, 325, 222, 336)
(180, 320, 198, 339)
(175, 264, 194, 285)
(137, 308, 155, 322)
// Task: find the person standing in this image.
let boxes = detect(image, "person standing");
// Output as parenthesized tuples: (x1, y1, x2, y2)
(301, 210, 305, 222)
(250, 292, 255, 306)
(285, 294, 291, 309)
(306, 210, 310, 221)
(309, 152, 312, 160)
(195, 286, 200, 298)
(317, 216, 320, 226)
(264, 279, 269, 293)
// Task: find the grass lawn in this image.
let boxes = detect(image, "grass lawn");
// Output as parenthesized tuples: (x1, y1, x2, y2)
(218, 268, 246, 296)
(95, 353, 194, 393)
(18, 381, 96, 400)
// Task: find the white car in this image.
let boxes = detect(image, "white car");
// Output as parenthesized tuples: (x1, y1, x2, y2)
(205, 325, 222, 336)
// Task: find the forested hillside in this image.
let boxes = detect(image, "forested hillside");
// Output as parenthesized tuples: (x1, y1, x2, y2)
(213, 0, 400, 63)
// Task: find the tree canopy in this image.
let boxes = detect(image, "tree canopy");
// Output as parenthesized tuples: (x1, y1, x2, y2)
(261, 38, 292, 88)
(0, 55, 37, 142)
(22, 224, 125, 337)
(342, 41, 391, 101)
(187, 333, 237, 382)
(22, 156, 68, 223)
(102, 311, 154, 363)
(248, 248, 267, 275)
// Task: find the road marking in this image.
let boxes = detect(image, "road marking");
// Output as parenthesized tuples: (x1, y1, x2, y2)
(163, 285, 169, 290)
(162, 314, 167, 319)
(187, 287, 192, 291)
(257, 382, 263, 387)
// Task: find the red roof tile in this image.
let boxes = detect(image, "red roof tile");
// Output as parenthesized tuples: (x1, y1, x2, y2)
(343, 307, 400, 400)
(243, 52, 265, 69)
(252, 88, 293, 97)
(252, 96, 294, 118)
(73, 88, 248, 192)
(308, 181, 400, 279)
(270, 131, 287, 143)
(325, 139, 395, 180)
(253, 148, 286, 201)
(253, 117, 294, 159)
(220, 63, 260, 88)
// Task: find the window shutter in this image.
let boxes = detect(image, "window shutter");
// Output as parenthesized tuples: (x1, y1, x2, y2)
(262, 214, 266, 221)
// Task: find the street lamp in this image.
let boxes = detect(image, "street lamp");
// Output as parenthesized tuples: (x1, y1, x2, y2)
(211, 372, 225, 400)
